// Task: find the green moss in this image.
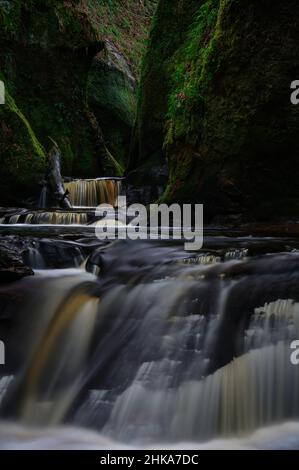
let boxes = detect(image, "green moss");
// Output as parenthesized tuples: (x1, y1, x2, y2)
(0, 75, 48, 202)
(167, 0, 218, 120)
(130, 0, 201, 170)
(84, 0, 157, 77)
(0, 2, 109, 190)
(5, 91, 45, 163)
(104, 148, 125, 177)
(88, 40, 137, 170)
(136, 0, 299, 216)
(0, 0, 157, 201)
(89, 63, 136, 127)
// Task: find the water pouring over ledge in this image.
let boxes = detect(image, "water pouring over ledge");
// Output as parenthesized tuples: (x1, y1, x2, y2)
(3, 138, 299, 447)
(0, 176, 124, 226)
(37, 143, 123, 211)
(64, 178, 122, 208)
(3, 211, 90, 225)
(2, 235, 299, 448)
(39, 178, 123, 211)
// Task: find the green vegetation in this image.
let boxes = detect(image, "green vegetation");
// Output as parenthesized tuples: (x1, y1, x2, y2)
(0, 76, 46, 201)
(0, 0, 157, 203)
(134, 0, 299, 217)
(167, 1, 218, 121)
(5, 91, 45, 163)
(85, 0, 157, 77)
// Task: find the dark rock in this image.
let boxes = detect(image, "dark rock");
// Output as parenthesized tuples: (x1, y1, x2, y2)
(125, 160, 168, 205)
(134, 0, 299, 218)
(0, 243, 33, 283)
(0, 1, 158, 204)
(88, 40, 137, 173)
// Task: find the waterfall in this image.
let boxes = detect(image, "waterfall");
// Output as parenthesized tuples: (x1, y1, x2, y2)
(23, 247, 45, 269)
(20, 290, 100, 425)
(64, 179, 122, 207)
(173, 340, 299, 440)
(2, 241, 299, 447)
(5, 212, 89, 225)
(87, 289, 299, 442)
(23, 212, 88, 225)
(8, 214, 21, 224)
(0, 269, 101, 425)
(38, 186, 48, 209)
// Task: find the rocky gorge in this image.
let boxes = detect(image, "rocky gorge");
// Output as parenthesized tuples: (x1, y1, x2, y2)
(1, 0, 299, 452)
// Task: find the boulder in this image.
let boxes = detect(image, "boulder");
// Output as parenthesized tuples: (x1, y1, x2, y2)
(0, 243, 33, 283)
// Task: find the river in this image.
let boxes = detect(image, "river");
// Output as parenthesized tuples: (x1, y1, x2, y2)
(0, 180, 299, 449)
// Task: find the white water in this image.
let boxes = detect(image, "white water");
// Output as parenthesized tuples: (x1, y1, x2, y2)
(0, 421, 299, 450)
(2, 240, 299, 449)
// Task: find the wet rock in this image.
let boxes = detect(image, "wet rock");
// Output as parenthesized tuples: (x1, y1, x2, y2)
(0, 235, 89, 270)
(0, 243, 33, 283)
(126, 161, 168, 205)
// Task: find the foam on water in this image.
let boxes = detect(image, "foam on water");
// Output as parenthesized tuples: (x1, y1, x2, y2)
(0, 421, 299, 450)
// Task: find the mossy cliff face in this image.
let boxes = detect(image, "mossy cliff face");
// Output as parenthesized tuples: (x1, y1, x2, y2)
(0, 88, 46, 202)
(87, 0, 157, 174)
(88, 40, 136, 172)
(0, 0, 156, 204)
(131, 0, 199, 170)
(135, 0, 299, 217)
(0, 0, 103, 203)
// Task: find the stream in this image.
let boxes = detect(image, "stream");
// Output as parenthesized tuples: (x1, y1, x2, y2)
(1, 179, 299, 449)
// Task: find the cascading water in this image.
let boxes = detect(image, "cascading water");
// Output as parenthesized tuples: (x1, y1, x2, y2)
(4, 212, 89, 225)
(1, 236, 299, 449)
(64, 179, 122, 207)
(0, 177, 123, 226)
(38, 186, 48, 210)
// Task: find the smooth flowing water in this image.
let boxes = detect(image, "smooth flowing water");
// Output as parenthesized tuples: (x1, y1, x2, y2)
(1, 180, 299, 449)
(64, 179, 122, 207)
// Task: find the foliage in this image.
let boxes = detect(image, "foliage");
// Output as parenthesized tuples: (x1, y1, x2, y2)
(0, 0, 157, 202)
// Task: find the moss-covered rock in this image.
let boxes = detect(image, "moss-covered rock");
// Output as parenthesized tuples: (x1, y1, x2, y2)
(0, 85, 46, 204)
(85, 0, 158, 78)
(131, 0, 200, 169)
(88, 40, 136, 172)
(0, 0, 157, 204)
(0, 0, 103, 203)
(135, 0, 299, 218)
(86, 0, 158, 173)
